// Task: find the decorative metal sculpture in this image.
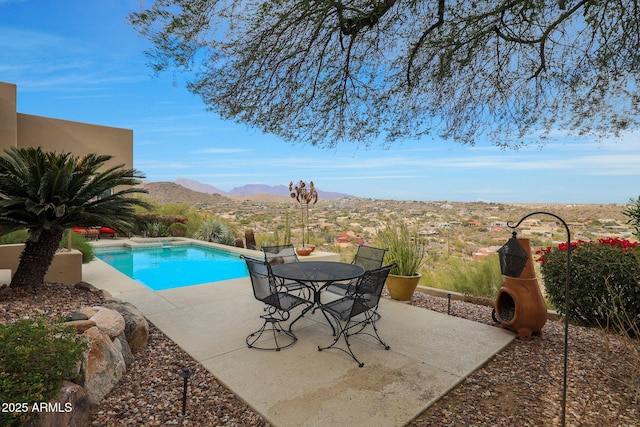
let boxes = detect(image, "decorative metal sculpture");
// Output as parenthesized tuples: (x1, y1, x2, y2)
(289, 180, 318, 248)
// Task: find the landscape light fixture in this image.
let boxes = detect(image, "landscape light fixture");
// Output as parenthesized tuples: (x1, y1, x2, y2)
(178, 366, 194, 417)
(502, 211, 572, 427)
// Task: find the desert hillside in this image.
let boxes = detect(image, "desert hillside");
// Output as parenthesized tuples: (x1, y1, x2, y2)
(139, 182, 230, 206)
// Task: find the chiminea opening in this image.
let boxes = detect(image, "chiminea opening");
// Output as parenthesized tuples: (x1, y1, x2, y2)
(497, 291, 515, 322)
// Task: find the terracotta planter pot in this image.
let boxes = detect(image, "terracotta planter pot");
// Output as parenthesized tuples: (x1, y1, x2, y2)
(296, 247, 313, 256)
(385, 273, 421, 301)
(494, 238, 547, 340)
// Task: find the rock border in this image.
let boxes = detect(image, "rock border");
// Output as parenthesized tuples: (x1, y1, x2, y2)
(29, 283, 149, 427)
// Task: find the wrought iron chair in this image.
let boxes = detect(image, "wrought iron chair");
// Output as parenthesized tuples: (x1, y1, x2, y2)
(243, 256, 312, 351)
(326, 245, 388, 296)
(262, 244, 310, 298)
(316, 264, 394, 367)
(262, 244, 299, 265)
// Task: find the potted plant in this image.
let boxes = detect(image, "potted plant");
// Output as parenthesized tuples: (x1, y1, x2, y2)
(289, 180, 318, 255)
(376, 222, 427, 300)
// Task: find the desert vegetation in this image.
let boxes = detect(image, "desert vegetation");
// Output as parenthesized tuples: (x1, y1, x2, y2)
(135, 183, 635, 300)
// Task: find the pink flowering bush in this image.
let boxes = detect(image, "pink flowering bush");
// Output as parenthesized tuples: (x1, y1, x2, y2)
(537, 238, 640, 331)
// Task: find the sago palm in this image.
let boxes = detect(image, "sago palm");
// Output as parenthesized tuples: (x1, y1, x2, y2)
(0, 147, 150, 287)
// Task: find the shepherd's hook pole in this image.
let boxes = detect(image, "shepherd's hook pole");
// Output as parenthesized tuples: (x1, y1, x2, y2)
(507, 211, 571, 427)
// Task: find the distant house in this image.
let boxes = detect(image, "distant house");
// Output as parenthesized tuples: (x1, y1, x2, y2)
(472, 246, 500, 261)
(336, 231, 364, 247)
(336, 233, 350, 244)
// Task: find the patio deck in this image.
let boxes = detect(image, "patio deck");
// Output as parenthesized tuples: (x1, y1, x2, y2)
(82, 255, 514, 427)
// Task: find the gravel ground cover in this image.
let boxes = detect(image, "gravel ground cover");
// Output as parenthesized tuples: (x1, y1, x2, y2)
(1, 282, 638, 426)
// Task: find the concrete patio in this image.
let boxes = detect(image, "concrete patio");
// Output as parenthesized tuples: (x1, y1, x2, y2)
(83, 254, 514, 426)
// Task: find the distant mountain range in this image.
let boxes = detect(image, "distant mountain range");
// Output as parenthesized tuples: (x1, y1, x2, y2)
(174, 178, 355, 199)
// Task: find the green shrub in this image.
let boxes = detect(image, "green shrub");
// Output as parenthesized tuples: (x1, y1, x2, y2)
(60, 231, 95, 263)
(538, 238, 640, 331)
(193, 219, 235, 245)
(423, 255, 503, 297)
(601, 280, 640, 399)
(1, 229, 95, 263)
(134, 213, 188, 231)
(0, 317, 87, 427)
(0, 229, 29, 244)
(447, 255, 503, 297)
(145, 222, 172, 237)
(623, 195, 640, 240)
(170, 222, 188, 237)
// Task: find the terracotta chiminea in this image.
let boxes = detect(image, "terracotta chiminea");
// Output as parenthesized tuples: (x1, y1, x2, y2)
(494, 237, 547, 340)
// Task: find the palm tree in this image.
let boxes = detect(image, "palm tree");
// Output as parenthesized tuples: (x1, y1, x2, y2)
(0, 147, 151, 288)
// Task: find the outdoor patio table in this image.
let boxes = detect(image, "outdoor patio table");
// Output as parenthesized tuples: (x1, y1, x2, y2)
(271, 261, 365, 330)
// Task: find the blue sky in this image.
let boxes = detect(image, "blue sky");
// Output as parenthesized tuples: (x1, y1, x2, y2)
(1, 0, 639, 204)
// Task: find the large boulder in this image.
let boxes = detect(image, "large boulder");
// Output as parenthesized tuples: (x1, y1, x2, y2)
(78, 306, 97, 318)
(64, 319, 96, 334)
(27, 381, 89, 427)
(80, 327, 126, 405)
(90, 307, 125, 339)
(108, 301, 149, 352)
(114, 331, 134, 367)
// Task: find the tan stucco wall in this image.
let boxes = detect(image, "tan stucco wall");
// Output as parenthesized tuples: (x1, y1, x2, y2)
(0, 244, 83, 285)
(0, 82, 17, 151)
(0, 81, 133, 170)
(16, 114, 133, 170)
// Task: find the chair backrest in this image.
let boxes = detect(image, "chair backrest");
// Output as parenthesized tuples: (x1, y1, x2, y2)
(352, 245, 387, 271)
(243, 257, 279, 304)
(350, 264, 394, 317)
(262, 244, 299, 266)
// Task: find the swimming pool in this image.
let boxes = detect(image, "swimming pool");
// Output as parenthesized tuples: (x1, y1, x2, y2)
(95, 244, 248, 291)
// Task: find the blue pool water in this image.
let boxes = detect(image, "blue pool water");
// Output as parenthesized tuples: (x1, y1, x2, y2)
(95, 245, 248, 291)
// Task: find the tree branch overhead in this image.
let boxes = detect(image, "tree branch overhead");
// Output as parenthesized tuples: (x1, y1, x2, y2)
(129, 0, 640, 148)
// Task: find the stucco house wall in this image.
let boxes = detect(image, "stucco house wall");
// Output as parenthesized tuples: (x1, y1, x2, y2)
(0, 81, 133, 169)
(0, 244, 83, 285)
(0, 82, 18, 150)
